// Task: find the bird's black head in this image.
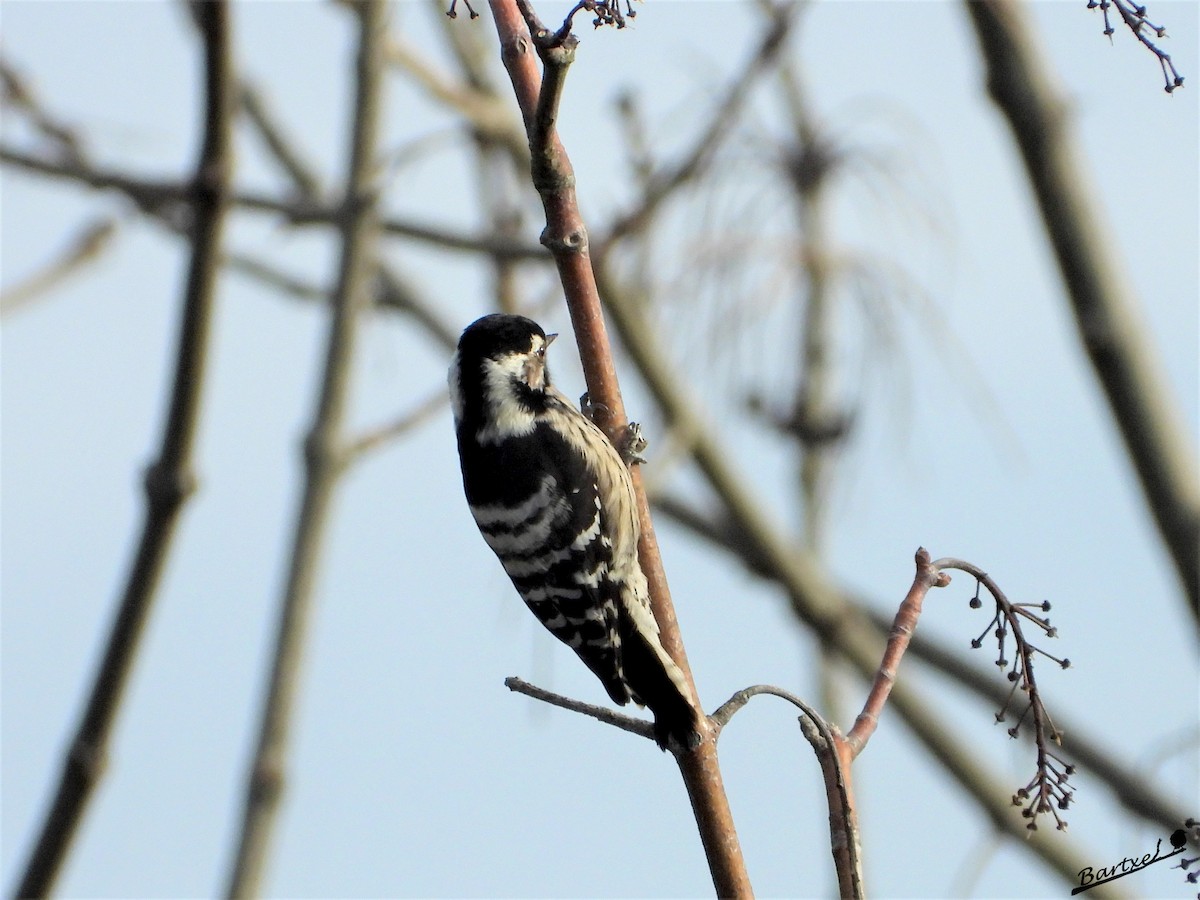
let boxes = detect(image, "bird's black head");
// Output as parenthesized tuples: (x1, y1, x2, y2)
(449, 314, 558, 433)
(456, 314, 548, 362)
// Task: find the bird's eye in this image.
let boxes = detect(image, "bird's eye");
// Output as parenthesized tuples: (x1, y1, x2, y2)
(536, 346, 546, 359)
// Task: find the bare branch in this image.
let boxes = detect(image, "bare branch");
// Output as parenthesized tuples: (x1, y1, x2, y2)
(0, 56, 85, 161)
(0, 216, 118, 317)
(708, 685, 864, 900)
(239, 83, 323, 199)
(653, 491, 1195, 840)
(843, 548, 950, 756)
(223, 3, 388, 895)
(12, 4, 233, 895)
(1086, 0, 1185, 92)
(504, 676, 656, 740)
(596, 261, 1115, 889)
(0, 146, 548, 261)
(487, 2, 751, 894)
(387, 36, 528, 165)
(598, 2, 797, 247)
(345, 389, 448, 461)
(966, 0, 1199, 624)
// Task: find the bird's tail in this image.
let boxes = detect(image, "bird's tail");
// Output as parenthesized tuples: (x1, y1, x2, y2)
(618, 611, 703, 750)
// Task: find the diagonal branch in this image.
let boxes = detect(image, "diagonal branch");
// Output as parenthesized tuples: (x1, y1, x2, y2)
(0, 216, 118, 317)
(239, 82, 324, 200)
(843, 548, 950, 756)
(598, 0, 798, 246)
(222, 3, 387, 896)
(11, 4, 234, 896)
(487, 2, 752, 895)
(966, 0, 1199, 623)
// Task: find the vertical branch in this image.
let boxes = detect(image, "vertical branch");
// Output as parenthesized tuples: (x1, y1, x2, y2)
(11, 5, 233, 896)
(966, 0, 1200, 622)
(487, 3, 752, 896)
(753, 1, 843, 558)
(222, 2, 386, 896)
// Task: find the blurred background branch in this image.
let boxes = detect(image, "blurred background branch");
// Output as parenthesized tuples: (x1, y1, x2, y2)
(223, 3, 388, 895)
(10, 3, 234, 894)
(2, 0, 1194, 896)
(966, 0, 1199, 626)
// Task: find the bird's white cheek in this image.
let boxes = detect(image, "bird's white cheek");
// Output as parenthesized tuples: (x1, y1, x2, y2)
(475, 356, 537, 443)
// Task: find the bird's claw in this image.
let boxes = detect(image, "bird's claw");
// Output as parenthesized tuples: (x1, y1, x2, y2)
(581, 393, 648, 464)
(621, 422, 649, 465)
(579, 391, 609, 422)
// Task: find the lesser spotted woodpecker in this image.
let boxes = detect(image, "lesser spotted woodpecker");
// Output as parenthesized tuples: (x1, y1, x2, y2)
(449, 313, 700, 749)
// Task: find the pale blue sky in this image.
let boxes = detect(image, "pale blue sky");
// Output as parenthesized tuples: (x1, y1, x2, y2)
(2, 2, 1197, 897)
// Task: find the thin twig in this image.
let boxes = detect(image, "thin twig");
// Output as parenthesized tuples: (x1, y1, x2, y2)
(504, 676, 655, 740)
(598, 1, 798, 247)
(1087, 0, 1185, 92)
(12, 5, 233, 896)
(844, 548, 950, 756)
(223, 3, 387, 896)
(595, 260, 1117, 890)
(432, 2, 529, 311)
(387, 34, 528, 165)
(933, 557, 1074, 832)
(239, 83, 323, 199)
(0, 216, 118, 316)
(345, 389, 448, 461)
(0, 56, 85, 162)
(651, 490, 1194, 840)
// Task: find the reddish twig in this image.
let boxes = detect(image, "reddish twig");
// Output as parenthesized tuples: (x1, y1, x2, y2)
(844, 548, 950, 755)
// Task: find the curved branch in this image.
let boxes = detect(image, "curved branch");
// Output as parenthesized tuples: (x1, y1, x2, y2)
(652, 491, 1195, 838)
(709, 685, 864, 900)
(595, 262, 1116, 889)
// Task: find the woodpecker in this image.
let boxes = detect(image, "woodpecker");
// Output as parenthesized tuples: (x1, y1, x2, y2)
(449, 313, 699, 748)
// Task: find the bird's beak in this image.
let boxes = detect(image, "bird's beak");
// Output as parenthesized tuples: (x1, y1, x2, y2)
(545, 333, 558, 346)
